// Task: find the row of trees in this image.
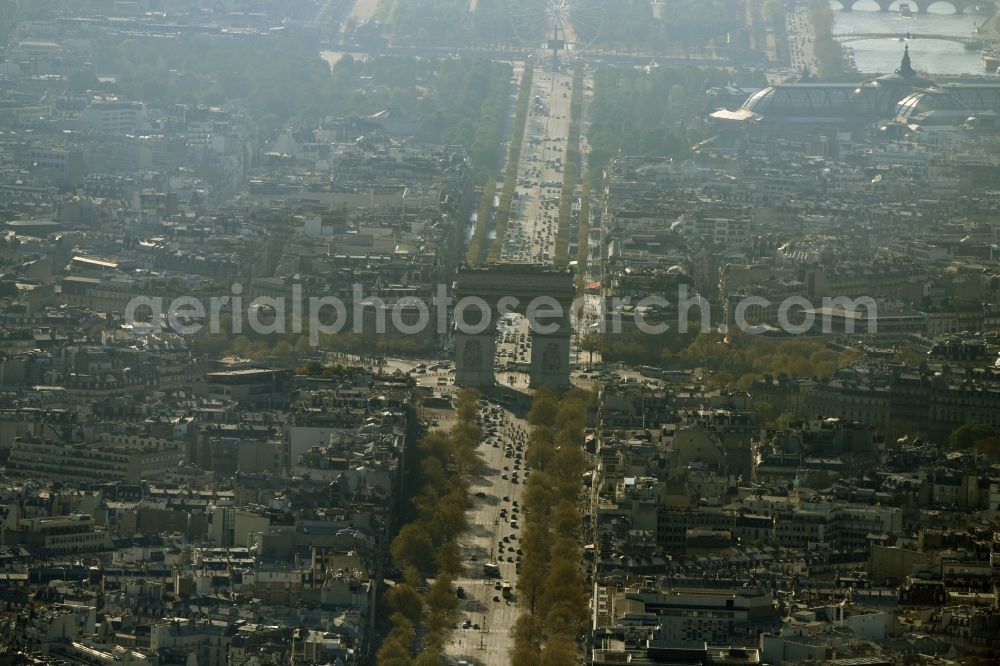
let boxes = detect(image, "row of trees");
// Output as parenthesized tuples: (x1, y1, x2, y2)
(486, 62, 535, 263)
(597, 320, 864, 388)
(459, 61, 518, 178)
(553, 65, 585, 267)
(466, 178, 497, 264)
(675, 331, 862, 390)
(510, 388, 592, 665)
(597, 327, 699, 368)
(807, 0, 851, 79)
(378, 389, 485, 666)
(575, 176, 592, 293)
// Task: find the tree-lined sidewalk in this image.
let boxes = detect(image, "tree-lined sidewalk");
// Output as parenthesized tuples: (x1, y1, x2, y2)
(378, 389, 485, 665)
(510, 387, 593, 665)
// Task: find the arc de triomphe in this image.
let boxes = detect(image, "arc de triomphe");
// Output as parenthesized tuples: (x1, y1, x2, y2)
(452, 264, 575, 390)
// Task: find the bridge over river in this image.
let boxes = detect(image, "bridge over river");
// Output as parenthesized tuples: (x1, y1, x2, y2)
(833, 0, 984, 14)
(834, 31, 1000, 49)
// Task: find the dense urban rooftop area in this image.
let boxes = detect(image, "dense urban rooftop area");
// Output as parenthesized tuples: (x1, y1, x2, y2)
(1, 1, 1000, 665)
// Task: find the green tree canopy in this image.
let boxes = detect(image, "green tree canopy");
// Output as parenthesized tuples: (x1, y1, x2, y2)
(949, 423, 1000, 456)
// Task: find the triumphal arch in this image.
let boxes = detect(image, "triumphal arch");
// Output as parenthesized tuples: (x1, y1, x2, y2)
(453, 264, 575, 390)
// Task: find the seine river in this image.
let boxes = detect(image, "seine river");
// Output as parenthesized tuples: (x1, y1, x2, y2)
(830, 1, 991, 74)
